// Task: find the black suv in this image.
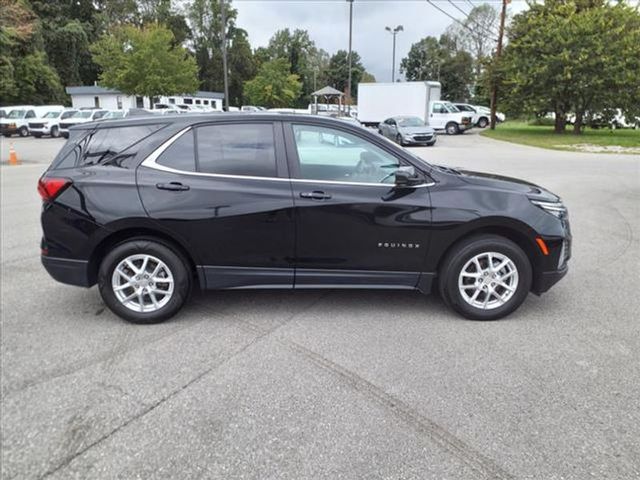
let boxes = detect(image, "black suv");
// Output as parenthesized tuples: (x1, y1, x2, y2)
(39, 114, 570, 323)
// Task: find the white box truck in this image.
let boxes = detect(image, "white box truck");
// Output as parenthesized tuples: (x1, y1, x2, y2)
(357, 81, 473, 134)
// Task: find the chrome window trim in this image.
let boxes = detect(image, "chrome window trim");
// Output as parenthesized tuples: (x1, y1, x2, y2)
(141, 126, 435, 189)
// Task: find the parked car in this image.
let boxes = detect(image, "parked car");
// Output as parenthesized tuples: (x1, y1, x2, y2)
(1, 105, 64, 137)
(39, 114, 570, 323)
(29, 109, 78, 138)
(59, 109, 108, 138)
(378, 116, 437, 146)
(241, 106, 267, 112)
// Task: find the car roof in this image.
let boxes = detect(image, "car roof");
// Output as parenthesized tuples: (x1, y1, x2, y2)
(83, 112, 359, 130)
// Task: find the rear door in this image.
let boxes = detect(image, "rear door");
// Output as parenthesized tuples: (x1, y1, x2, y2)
(137, 121, 296, 289)
(284, 121, 433, 288)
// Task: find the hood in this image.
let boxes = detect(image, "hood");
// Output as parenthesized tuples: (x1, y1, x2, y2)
(435, 165, 560, 202)
(399, 125, 436, 135)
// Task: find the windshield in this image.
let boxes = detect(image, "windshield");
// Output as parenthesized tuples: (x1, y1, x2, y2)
(7, 110, 26, 119)
(104, 111, 125, 119)
(72, 111, 93, 119)
(397, 117, 425, 127)
(61, 111, 76, 119)
(43, 111, 61, 119)
(445, 103, 460, 113)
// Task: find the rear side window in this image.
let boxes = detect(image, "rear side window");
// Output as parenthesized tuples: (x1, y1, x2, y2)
(52, 124, 164, 169)
(156, 130, 196, 172)
(196, 123, 276, 177)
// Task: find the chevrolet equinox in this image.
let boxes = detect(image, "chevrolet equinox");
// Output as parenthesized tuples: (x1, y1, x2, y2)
(39, 114, 571, 323)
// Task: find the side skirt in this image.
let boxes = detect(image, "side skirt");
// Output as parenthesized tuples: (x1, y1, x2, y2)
(198, 266, 436, 294)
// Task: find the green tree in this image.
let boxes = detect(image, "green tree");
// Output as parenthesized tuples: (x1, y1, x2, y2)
(91, 23, 199, 106)
(326, 50, 366, 99)
(0, 0, 65, 104)
(500, 0, 640, 133)
(260, 29, 322, 105)
(243, 58, 302, 108)
(227, 27, 256, 106)
(400, 35, 474, 101)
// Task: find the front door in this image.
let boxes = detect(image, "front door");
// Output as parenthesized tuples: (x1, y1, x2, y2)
(284, 122, 433, 289)
(137, 121, 296, 289)
(429, 101, 449, 129)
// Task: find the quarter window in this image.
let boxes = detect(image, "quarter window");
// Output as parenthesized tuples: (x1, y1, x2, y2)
(196, 123, 277, 177)
(156, 130, 196, 172)
(291, 124, 405, 184)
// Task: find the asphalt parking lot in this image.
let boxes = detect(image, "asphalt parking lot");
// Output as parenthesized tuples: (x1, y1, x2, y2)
(1, 131, 639, 479)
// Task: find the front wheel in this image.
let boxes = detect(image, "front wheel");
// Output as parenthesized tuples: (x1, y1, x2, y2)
(395, 133, 404, 146)
(477, 117, 488, 128)
(439, 235, 532, 320)
(18, 126, 29, 137)
(445, 122, 460, 135)
(98, 239, 191, 324)
(51, 126, 60, 138)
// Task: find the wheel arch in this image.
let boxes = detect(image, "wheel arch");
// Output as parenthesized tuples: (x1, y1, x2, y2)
(87, 227, 199, 287)
(434, 224, 542, 289)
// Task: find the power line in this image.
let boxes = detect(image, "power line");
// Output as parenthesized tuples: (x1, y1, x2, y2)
(446, 0, 500, 38)
(425, 0, 499, 42)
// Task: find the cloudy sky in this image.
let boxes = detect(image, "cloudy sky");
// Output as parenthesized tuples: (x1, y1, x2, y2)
(234, 0, 527, 83)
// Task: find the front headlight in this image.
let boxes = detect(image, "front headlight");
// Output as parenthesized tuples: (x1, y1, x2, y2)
(530, 199, 567, 218)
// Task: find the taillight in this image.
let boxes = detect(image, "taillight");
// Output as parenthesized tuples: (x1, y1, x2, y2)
(38, 177, 71, 201)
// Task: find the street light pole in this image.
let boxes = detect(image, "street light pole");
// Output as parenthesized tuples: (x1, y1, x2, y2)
(347, 0, 354, 115)
(220, 0, 230, 111)
(385, 25, 403, 82)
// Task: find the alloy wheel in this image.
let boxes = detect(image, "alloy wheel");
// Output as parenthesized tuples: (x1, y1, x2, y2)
(111, 254, 174, 313)
(458, 251, 519, 310)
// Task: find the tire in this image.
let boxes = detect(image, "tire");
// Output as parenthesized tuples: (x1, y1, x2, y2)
(18, 126, 29, 137)
(477, 117, 488, 128)
(438, 234, 532, 321)
(61, 132, 69, 139)
(51, 126, 60, 138)
(395, 134, 404, 146)
(98, 239, 191, 324)
(445, 122, 460, 135)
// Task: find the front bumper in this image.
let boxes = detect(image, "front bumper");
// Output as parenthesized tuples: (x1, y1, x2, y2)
(42, 256, 92, 287)
(532, 264, 568, 295)
(404, 134, 436, 145)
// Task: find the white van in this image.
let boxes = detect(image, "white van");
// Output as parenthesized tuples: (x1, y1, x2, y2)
(29, 109, 78, 138)
(59, 109, 108, 138)
(1, 105, 65, 137)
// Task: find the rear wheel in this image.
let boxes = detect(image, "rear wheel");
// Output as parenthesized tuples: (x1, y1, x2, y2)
(477, 117, 488, 128)
(445, 122, 460, 135)
(98, 239, 191, 324)
(439, 235, 532, 320)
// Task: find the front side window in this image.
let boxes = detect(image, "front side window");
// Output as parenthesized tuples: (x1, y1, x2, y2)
(292, 124, 405, 185)
(432, 102, 446, 114)
(196, 123, 276, 177)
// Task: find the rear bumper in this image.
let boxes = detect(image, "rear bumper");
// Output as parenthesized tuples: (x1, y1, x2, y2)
(532, 264, 568, 295)
(42, 256, 92, 287)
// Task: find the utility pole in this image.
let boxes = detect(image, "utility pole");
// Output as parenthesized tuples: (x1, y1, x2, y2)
(490, 0, 508, 129)
(346, 0, 354, 115)
(385, 25, 403, 82)
(220, 0, 230, 111)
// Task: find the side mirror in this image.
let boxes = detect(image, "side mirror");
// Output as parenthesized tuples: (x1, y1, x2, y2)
(394, 166, 422, 187)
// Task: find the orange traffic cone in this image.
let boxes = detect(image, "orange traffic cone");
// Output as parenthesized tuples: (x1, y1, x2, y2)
(8, 142, 19, 165)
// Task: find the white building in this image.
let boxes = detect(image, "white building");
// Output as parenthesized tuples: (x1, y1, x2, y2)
(65, 86, 225, 111)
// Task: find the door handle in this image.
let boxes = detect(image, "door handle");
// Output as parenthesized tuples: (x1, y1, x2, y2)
(156, 182, 190, 191)
(300, 191, 332, 200)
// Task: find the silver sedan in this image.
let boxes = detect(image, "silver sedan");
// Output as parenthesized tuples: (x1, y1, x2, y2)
(378, 116, 437, 146)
